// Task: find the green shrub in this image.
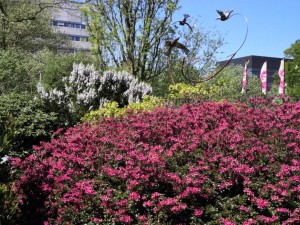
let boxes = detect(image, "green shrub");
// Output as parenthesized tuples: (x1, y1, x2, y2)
(38, 66, 152, 125)
(81, 96, 165, 122)
(203, 65, 264, 102)
(81, 102, 125, 122)
(0, 182, 21, 225)
(0, 50, 31, 95)
(167, 65, 265, 105)
(0, 92, 64, 158)
(168, 83, 208, 105)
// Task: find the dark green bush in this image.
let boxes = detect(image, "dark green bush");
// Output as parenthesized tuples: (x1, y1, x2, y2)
(0, 50, 32, 95)
(0, 92, 64, 159)
(0, 182, 20, 225)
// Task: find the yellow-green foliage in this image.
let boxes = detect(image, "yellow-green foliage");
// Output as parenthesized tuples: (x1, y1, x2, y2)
(168, 83, 208, 100)
(81, 96, 165, 122)
(81, 102, 125, 122)
(127, 96, 165, 112)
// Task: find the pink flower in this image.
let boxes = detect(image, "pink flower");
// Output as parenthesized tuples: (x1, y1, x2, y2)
(242, 219, 256, 225)
(159, 198, 177, 206)
(116, 199, 127, 206)
(170, 203, 187, 212)
(91, 217, 103, 223)
(239, 205, 250, 213)
(137, 215, 147, 221)
(143, 200, 153, 207)
(275, 208, 291, 214)
(220, 218, 236, 225)
(257, 215, 278, 223)
(218, 181, 233, 190)
(254, 197, 269, 209)
(243, 188, 255, 197)
(129, 192, 140, 202)
(119, 215, 132, 223)
(194, 209, 203, 217)
(279, 189, 288, 196)
(151, 192, 161, 199)
(271, 195, 283, 202)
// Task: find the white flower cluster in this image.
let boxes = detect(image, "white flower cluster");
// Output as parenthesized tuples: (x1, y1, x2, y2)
(98, 70, 152, 107)
(66, 63, 100, 105)
(37, 63, 152, 116)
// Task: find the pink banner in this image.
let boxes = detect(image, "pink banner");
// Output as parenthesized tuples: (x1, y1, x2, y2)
(241, 59, 249, 93)
(260, 61, 267, 95)
(278, 59, 284, 97)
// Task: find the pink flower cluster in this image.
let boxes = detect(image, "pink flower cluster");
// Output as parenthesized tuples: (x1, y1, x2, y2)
(11, 97, 300, 224)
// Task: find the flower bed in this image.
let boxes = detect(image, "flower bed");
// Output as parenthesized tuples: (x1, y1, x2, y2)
(11, 98, 300, 224)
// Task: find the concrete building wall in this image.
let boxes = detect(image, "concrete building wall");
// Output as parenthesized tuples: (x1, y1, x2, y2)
(51, 2, 91, 52)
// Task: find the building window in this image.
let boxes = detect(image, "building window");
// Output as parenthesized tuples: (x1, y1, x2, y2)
(52, 20, 86, 30)
(70, 36, 88, 42)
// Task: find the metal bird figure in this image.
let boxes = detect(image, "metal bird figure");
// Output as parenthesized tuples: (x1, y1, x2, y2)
(174, 14, 193, 31)
(165, 37, 189, 56)
(216, 10, 234, 21)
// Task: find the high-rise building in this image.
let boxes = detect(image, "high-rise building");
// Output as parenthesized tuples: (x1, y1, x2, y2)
(50, 2, 91, 52)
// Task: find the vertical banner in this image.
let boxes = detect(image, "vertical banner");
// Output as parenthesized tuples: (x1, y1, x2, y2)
(241, 59, 249, 93)
(260, 61, 267, 94)
(278, 59, 285, 97)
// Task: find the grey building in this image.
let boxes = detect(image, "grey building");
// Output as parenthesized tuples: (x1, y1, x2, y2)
(218, 55, 289, 90)
(51, 2, 91, 52)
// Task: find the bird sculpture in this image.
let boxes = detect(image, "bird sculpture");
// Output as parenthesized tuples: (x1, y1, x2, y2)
(216, 10, 233, 21)
(165, 37, 189, 56)
(174, 14, 193, 31)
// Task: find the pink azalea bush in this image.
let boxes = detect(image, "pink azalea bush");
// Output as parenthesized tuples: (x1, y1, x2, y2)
(11, 97, 300, 224)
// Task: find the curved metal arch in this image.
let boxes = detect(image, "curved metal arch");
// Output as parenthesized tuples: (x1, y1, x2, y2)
(181, 13, 248, 83)
(181, 52, 236, 83)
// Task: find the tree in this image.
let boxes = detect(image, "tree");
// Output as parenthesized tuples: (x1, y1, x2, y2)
(0, 0, 70, 52)
(26, 49, 95, 91)
(151, 16, 224, 96)
(204, 65, 263, 102)
(0, 50, 30, 95)
(0, 49, 92, 95)
(82, 0, 223, 84)
(82, 0, 179, 80)
(284, 39, 300, 100)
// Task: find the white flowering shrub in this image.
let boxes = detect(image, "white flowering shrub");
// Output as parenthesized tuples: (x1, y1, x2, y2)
(37, 63, 152, 124)
(98, 70, 152, 107)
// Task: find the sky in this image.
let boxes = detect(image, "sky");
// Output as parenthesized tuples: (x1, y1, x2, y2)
(174, 0, 300, 61)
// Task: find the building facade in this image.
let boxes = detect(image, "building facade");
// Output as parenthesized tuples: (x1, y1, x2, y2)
(51, 2, 91, 52)
(218, 55, 289, 90)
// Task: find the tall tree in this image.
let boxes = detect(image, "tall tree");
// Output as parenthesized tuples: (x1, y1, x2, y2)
(0, 0, 70, 52)
(82, 0, 223, 82)
(284, 39, 300, 100)
(82, 0, 179, 80)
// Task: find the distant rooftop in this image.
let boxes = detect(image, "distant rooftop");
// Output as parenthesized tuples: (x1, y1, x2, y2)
(218, 55, 291, 90)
